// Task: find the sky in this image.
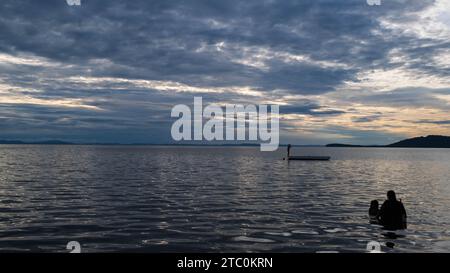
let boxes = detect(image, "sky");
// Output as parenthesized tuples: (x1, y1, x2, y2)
(0, 0, 449, 145)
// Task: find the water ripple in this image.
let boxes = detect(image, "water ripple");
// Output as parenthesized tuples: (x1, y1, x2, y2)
(0, 145, 449, 252)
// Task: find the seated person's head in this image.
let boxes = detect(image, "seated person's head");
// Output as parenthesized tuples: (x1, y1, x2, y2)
(369, 200, 379, 216)
(370, 200, 379, 208)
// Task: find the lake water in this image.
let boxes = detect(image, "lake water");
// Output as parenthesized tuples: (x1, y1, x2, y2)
(0, 145, 449, 253)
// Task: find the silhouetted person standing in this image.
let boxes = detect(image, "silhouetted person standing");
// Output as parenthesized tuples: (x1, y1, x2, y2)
(287, 144, 291, 158)
(378, 191, 407, 230)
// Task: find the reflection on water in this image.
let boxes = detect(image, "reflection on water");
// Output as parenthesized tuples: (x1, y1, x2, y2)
(0, 145, 449, 252)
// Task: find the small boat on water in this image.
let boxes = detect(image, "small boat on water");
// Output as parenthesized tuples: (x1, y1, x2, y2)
(284, 144, 331, 161)
(287, 156, 330, 161)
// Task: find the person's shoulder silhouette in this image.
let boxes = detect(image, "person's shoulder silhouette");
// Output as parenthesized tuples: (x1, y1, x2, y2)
(378, 191, 407, 230)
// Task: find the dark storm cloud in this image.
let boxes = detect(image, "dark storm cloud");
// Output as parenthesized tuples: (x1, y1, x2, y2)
(0, 0, 446, 143)
(0, 0, 437, 93)
(280, 101, 346, 116)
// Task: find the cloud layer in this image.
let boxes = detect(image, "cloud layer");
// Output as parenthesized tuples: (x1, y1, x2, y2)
(0, 0, 449, 144)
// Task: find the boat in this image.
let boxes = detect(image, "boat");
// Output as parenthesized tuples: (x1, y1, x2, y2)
(287, 156, 330, 161)
(284, 144, 331, 161)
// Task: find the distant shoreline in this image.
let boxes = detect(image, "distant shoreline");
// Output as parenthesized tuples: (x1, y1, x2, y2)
(1, 135, 449, 148)
(0, 141, 320, 147)
(326, 145, 449, 149)
(1, 143, 447, 149)
(327, 135, 450, 149)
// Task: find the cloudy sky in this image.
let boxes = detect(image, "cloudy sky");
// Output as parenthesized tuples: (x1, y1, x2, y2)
(0, 0, 449, 145)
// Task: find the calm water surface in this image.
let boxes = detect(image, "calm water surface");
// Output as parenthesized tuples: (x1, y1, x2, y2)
(0, 145, 449, 252)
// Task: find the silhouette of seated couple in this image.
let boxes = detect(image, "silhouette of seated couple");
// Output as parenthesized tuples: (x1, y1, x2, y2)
(369, 190, 407, 230)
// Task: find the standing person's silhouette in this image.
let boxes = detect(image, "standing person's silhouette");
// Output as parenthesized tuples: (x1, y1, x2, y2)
(287, 144, 291, 158)
(378, 191, 407, 230)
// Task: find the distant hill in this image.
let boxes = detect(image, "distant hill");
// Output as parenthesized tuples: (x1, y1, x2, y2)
(387, 135, 450, 148)
(0, 140, 25, 144)
(327, 135, 450, 148)
(326, 143, 364, 147)
(0, 140, 73, 145)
